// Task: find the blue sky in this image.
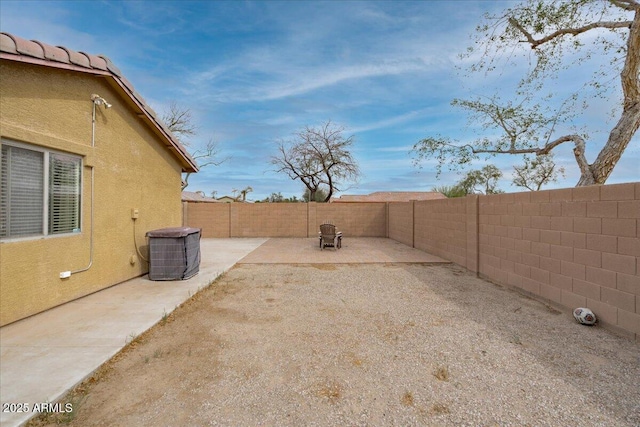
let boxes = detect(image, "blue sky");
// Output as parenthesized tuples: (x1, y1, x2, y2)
(1, 0, 638, 200)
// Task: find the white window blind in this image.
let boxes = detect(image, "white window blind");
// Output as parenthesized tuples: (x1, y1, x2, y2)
(1, 141, 81, 240)
(49, 153, 81, 234)
(1, 145, 44, 238)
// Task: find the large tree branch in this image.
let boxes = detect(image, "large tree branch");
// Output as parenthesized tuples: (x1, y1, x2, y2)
(610, 0, 640, 12)
(471, 134, 592, 181)
(580, 8, 640, 184)
(414, 1, 639, 187)
(508, 18, 632, 49)
(162, 101, 197, 144)
(584, 98, 640, 185)
(492, 5, 640, 186)
(621, 8, 640, 104)
(181, 140, 228, 190)
(272, 141, 325, 196)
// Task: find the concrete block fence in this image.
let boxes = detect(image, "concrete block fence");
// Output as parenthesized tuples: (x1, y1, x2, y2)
(183, 202, 387, 238)
(184, 182, 639, 340)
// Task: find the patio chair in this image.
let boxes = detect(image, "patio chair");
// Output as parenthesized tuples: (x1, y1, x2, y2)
(319, 223, 342, 250)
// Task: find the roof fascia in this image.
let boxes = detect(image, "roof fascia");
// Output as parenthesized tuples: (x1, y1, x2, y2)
(0, 53, 199, 173)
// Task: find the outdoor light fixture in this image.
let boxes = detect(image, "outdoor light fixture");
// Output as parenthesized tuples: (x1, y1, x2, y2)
(91, 93, 112, 108)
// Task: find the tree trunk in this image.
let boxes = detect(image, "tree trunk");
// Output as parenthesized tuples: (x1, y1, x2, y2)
(181, 173, 191, 190)
(581, 101, 640, 185)
(324, 175, 334, 203)
(577, 9, 640, 186)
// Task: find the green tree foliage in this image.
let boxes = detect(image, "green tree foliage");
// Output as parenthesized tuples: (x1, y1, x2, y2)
(413, 0, 640, 186)
(458, 165, 505, 195)
(257, 192, 301, 203)
(433, 165, 504, 197)
(266, 192, 285, 203)
(512, 154, 565, 191)
(431, 184, 467, 198)
(302, 188, 329, 202)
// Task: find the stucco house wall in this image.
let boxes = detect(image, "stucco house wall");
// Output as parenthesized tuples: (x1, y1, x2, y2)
(0, 35, 196, 326)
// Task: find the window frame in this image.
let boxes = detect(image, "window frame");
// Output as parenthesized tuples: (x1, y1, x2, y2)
(1, 139, 83, 242)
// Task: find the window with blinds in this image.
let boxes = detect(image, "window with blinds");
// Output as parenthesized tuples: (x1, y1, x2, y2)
(49, 153, 81, 235)
(1, 141, 81, 240)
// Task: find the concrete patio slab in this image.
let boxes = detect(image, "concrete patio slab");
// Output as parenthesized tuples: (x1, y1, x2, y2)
(0, 238, 267, 427)
(238, 237, 449, 264)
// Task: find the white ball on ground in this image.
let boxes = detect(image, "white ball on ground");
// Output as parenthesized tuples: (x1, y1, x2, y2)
(573, 307, 596, 325)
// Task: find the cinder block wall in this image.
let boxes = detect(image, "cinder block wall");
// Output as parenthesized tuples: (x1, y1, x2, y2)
(183, 201, 387, 238)
(184, 183, 639, 339)
(316, 203, 387, 237)
(477, 183, 639, 339)
(231, 203, 308, 237)
(399, 183, 638, 340)
(388, 202, 413, 246)
(413, 198, 468, 267)
(183, 203, 230, 237)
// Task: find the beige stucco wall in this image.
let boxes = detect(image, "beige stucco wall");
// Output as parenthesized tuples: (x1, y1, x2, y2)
(0, 61, 184, 326)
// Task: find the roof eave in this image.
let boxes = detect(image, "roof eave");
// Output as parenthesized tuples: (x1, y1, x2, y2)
(103, 76, 199, 173)
(0, 46, 198, 173)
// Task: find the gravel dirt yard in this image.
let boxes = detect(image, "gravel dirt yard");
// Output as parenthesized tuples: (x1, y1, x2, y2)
(29, 263, 639, 427)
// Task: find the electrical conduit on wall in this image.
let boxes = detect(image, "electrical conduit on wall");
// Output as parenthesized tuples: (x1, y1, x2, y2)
(65, 94, 111, 277)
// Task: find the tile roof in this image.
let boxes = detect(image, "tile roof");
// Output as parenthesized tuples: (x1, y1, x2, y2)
(181, 191, 219, 202)
(331, 191, 446, 202)
(0, 32, 198, 173)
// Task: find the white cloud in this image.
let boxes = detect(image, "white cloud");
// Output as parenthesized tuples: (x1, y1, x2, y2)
(351, 108, 433, 134)
(189, 55, 437, 103)
(5, 0, 637, 200)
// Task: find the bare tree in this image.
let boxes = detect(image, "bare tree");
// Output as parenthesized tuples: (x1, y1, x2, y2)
(160, 101, 228, 190)
(272, 121, 360, 202)
(182, 139, 226, 190)
(413, 0, 640, 186)
(273, 139, 325, 203)
(161, 100, 197, 144)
